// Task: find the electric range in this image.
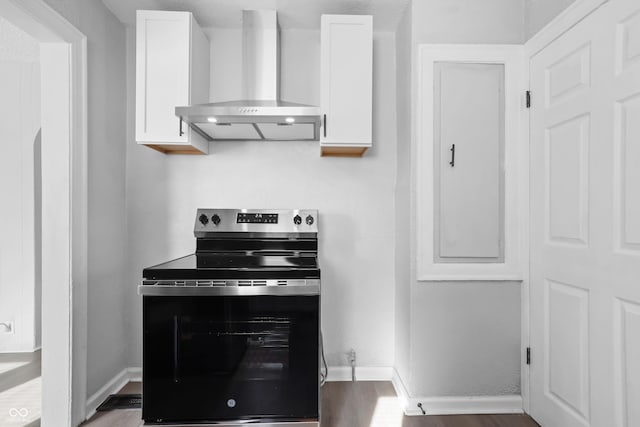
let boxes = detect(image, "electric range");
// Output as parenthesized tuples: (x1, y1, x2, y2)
(139, 209, 320, 426)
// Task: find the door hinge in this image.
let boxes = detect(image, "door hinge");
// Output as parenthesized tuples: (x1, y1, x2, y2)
(526, 91, 531, 109)
(526, 347, 531, 365)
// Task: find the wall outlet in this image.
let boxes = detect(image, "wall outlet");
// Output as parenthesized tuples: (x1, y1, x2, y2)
(0, 321, 14, 334)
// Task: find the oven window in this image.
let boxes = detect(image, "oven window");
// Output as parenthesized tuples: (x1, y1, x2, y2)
(180, 315, 291, 382)
(143, 295, 319, 423)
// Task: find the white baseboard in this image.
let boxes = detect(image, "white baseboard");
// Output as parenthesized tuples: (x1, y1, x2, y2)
(86, 366, 521, 419)
(391, 368, 523, 416)
(326, 366, 393, 382)
(85, 367, 142, 420)
(0, 346, 42, 354)
(127, 366, 142, 382)
(391, 368, 411, 410)
(409, 395, 523, 416)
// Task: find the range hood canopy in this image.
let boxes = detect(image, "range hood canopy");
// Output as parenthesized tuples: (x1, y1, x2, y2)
(176, 10, 321, 142)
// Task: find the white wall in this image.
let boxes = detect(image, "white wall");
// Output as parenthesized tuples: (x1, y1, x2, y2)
(412, 0, 525, 44)
(125, 28, 398, 371)
(525, 0, 577, 40)
(410, 282, 521, 395)
(0, 16, 40, 353)
(394, 0, 525, 398)
(42, 0, 128, 399)
(124, 25, 170, 373)
(394, 2, 412, 385)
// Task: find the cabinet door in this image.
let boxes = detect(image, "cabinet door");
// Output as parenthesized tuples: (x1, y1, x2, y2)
(434, 62, 505, 262)
(136, 11, 190, 144)
(320, 15, 372, 149)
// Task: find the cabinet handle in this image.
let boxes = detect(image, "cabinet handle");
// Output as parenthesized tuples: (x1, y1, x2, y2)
(449, 144, 455, 167)
(323, 114, 327, 138)
(179, 117, 184, 137)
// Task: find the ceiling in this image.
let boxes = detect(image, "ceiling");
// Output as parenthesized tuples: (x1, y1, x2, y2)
(101, 0, 410, 31)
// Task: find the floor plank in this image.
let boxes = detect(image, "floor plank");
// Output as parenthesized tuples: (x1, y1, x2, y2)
(83, 381, 540, 427)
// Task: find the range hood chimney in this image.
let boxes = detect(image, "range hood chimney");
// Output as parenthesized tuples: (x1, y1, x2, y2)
(176, 10, 321, 142)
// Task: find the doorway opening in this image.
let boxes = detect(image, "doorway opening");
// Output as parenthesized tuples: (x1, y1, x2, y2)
(0, 16, 43, 427)
(0, 1, 87, 425)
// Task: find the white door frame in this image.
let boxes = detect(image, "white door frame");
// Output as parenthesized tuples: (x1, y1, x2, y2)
(0, 1, 87, 425)
(522, 0, 610, 416)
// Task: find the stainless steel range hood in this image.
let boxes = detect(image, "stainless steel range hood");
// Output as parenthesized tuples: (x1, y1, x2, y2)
(176, 10, 321, 141)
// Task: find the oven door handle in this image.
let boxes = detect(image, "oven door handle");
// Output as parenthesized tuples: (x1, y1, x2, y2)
(173, 315, 180, 383)
(138, 283, 320, 296)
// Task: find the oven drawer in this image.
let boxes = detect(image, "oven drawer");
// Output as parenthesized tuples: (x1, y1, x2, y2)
(142, 295, 319, 424)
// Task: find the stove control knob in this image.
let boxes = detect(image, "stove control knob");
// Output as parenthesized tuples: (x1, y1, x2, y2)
(211, 214, 221, 226)
(198, 214, 209, 225)
(293, 215, 302, 225)
(305, 215, 314, 225)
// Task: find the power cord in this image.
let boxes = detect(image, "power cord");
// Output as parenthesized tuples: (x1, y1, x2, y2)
(320, 331, 328, 386)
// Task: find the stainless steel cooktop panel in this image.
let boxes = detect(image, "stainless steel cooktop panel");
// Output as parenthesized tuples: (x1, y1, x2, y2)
(194, 209, 318, 238)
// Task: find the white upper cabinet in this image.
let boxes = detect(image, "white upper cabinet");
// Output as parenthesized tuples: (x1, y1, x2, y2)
(136, 10, 209, 154)
(320, 15, 372, 156)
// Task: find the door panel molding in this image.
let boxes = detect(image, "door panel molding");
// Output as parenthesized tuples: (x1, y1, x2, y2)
(544, 279, 590, 424)
(544, 113, 590, 247)
(545, 43, 592, 107)
(613, 298, 640, 427)
(614, 92, 640, 254)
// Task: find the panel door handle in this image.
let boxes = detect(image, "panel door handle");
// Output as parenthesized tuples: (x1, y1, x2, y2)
(179, 117, 184, 137)
(449, 144, 455, 167)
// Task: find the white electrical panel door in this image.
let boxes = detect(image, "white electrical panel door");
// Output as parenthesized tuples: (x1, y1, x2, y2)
(320, 15, 372, 150)
(434, 62, 505, 262)
(136, 11, 190, 144)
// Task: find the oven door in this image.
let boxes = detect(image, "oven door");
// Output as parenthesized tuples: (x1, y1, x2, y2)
(142, 295, 319, 424)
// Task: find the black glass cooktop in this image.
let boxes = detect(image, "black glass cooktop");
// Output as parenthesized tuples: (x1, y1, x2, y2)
(143, 253, 320, 280)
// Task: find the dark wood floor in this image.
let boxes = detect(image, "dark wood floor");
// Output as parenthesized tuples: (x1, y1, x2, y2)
(321, 381, 539, 427)
(84, 381, 540, 427)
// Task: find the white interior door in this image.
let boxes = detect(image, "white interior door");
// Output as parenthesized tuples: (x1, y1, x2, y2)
(530, 0, 640, 426)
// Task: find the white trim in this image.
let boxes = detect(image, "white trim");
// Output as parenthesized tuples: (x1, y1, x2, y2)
(525, 0, 609, 57)
(325, 366, 393, 382)
(391, 368, 523, 416)
(0, 1, 88, 426)
(0, 346, 41, 354)
(520, 51, 532, 415)
(127, 366, 142, 382)
(85, 367, 141, 419)
(0, 0, 84, 42)
(409, 395, 523, 416)
(70, 34, 89, 427)
(85, 368, 131, 419)
(391, 368, 411, 413)
(417, 275, 523, 282)
(415, 44, 526, 282)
